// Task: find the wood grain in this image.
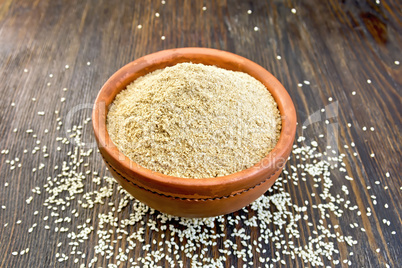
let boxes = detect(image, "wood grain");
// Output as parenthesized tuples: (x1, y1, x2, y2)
(0, 0, 401, 267)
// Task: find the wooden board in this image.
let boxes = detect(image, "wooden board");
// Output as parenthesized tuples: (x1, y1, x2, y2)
(0, 0, 401, 267)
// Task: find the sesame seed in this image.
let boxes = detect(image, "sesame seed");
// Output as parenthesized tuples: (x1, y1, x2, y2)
(291, 8, 296, 14)
(254, 26, 259, 31)
(202, 6, 207, 11)
(395, 60, 400, 65)
(161, 36, 166, 40)
(247, 10, 252, 14)
(3, 83, 370, 267)
(303, 80, 310, 85)
(367, 79, 371, 84)
(155, 12, 160, 17)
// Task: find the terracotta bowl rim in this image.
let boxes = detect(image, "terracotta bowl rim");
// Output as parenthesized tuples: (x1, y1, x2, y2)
(92, 47, 296, 191)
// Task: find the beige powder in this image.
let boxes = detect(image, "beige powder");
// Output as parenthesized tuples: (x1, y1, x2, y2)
(107, 63, 281, 178)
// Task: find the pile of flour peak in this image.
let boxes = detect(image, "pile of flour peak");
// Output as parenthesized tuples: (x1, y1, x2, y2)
(107, 62, 281, 178)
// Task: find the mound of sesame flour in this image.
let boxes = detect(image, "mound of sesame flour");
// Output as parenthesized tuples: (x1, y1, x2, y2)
(107, 62, 281, 178)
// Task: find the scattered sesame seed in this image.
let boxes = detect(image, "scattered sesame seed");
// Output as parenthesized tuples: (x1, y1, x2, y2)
(254, 26, 259, 31)
(362, 126, 367, 131)
(65, 65, 70, 69)
(87, 61, 91, 66)
(352, 91, 356, 95)
(370, 153, 375, 158)
(61, 97, 66, 102)
(297, 83, 303, 87)
(291, 8, 296, 14)
(394, 60, 400, 65)
(155, 12, 160, 17)
(276, 55, 281, 60)
(247, 10, 252, 14)
(24, 68, 28, 73)
(367, 79, 371, 84)
(4, 89, 376, 267)
(303, 80, 310, 85)
(161, 36, 166, 40)
(202, 6, 207, 11)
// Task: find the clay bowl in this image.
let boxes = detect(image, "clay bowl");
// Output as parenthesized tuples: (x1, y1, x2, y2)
(92, 48, 296, 218)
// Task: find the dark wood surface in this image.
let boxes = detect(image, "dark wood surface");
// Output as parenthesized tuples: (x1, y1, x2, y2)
(0, 0, 401, 267)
